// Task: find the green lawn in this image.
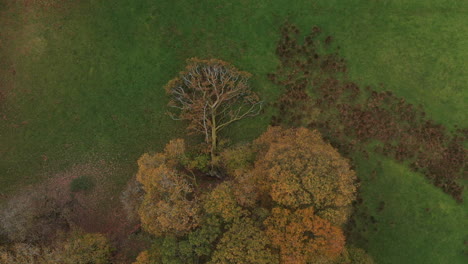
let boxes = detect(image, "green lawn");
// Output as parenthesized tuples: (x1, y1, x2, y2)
(350, 155, 467, 264)
(0, 0, 466, 263)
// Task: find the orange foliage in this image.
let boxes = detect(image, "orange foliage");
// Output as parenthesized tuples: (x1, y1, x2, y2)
(264, 207, 345, 264)
(131, 128, 362, 262)
(137, 139, 200, 236)
(253, 126, 357, 225)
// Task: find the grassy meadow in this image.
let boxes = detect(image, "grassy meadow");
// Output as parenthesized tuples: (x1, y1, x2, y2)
(0, 0, 466, 263)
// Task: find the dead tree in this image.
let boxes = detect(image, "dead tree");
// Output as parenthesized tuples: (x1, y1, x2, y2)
(165, 58, 262, 162)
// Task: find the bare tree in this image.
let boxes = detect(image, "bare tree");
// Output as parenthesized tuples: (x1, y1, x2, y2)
(165, 58, 262, 162)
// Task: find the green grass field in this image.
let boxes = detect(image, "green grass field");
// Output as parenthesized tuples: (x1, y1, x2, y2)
(1, 0, 466, 263)
(351, 155, 467, 263)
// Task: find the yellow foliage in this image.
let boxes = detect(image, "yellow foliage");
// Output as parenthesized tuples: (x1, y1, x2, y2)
(132, 250, 160, 264)
(136, 152, 166, 189)
(203, 182, 247, 222)
(220, 144, 255, 174)
(209, 217, 278, 264)
(138, 164, 200, 236)
(58, 233, 112, 264)
(137, 139, 200, 236)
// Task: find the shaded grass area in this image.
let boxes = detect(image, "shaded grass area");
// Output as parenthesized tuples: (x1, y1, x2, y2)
(0, 0, 466, 263)
(349, 155, 467, 264)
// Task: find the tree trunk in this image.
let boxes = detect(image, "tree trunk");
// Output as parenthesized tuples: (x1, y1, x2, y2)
(211, 113, 217, 163)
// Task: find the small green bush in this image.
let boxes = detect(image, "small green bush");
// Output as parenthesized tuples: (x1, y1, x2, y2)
(185, 154, 210, 173)
(70, 176, 94, 192)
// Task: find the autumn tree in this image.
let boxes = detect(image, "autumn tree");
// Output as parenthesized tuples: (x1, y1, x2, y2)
(137, 139, 200, 236)
(253, 126, 358, 226)
(219, 145, 261, 207)
(220, 143, 255, 174)
(202, 182, 248, 222)
(186, 215, 223, 261)
(165, 58, 262, 162)
(209, 217, 278, 264)
(131, 236, 184, 264)
(49, 232, 113, 264)
(264, 207, 345, 264)
(130, 127, 365, 263)
(133, 215, 223, 264)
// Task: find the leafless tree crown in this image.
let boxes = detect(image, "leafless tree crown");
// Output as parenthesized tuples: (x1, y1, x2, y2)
(165, 58, 262, 153)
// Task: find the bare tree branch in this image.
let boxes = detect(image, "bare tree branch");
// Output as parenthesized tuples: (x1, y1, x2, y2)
(165, 58, 263, 160)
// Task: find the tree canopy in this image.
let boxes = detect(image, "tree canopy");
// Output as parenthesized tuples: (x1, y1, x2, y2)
(209, 217, 278, 264)
(265, 207, 345, 263)
(136, 139, 200, 237)
(253, 126, 358, 226)
(131, 127, 370, 264)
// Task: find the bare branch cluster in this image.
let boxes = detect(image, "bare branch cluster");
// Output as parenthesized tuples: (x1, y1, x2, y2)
(165, 58, 263, 158)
